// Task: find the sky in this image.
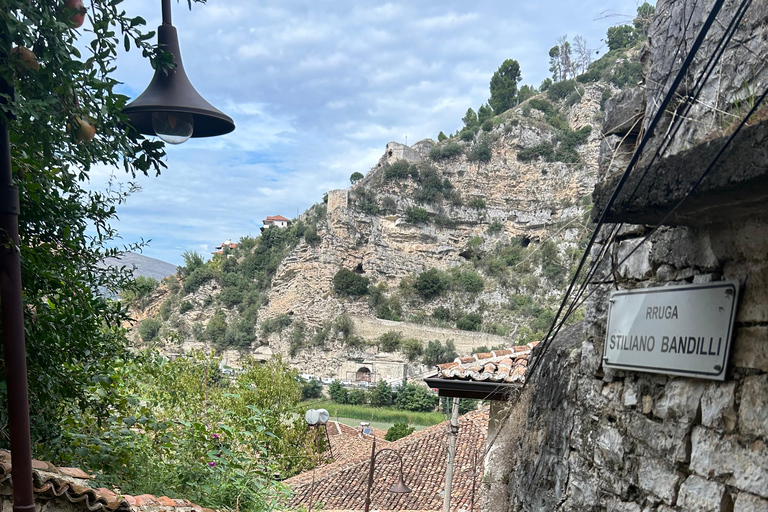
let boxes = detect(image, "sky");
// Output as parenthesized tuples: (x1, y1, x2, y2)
(87, 0, 648, 266)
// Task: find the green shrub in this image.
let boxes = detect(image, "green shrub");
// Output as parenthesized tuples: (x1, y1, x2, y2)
(260, 314, 293, 337)
(459, 128, 475, 142)
(347, 389, 367, 405)
(385, 422, 415, 442)
(454, 270, 484, 294)
(350, 171, 364, 184)
(429, 142, 463, 161)
(414, 269, 448, 300)
(304, 225, 321, 244)
(422, 340, 458, 366)
(205, 310, 228, 346)
(437, 131, 447, 141)
(486, 220, 503, 234)
(547, 79, 577, 101)
(328, 380, 348, 403)
(301, 379, 323, 400)
(481, 119, 493, 132)
(384, 160, 416, 180)
(467, 140, 492, 163)
(138, 318, 162, 342)
(468, 197, 487, 209)
(158, 299, 172, 321)
(289, 323, 307, 356)
(395, 383, 438, 412)
(378, 330, 403, 352)
(183, 265, 216, 294)
(355, 189, 380, 215)
(368, 380, 393, 407)
(432, 306, 452, 322)
(456, 313, 483, 331)
(333, 268, 370, 297)
(401, 338, 424, 362)
(518, 142, 555, 162)
(218, 287, 243, 308)
(178, 300, 193, 314)
(406, 206, 430, 224)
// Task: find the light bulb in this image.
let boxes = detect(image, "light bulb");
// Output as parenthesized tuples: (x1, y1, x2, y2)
(152, 111, 194, 144)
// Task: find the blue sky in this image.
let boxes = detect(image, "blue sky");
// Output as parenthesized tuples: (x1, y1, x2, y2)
(88, 0, 648, 266)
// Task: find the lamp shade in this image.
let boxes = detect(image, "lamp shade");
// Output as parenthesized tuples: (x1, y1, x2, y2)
(123, 24, 235, 138)
(389, 476, 412, 494)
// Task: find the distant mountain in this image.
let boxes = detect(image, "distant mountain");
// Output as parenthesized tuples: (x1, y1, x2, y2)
(100, 252, 177, 282)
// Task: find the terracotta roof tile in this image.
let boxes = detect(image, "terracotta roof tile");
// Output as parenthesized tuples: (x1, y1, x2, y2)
(286, 407, 489, 512)
(432, 343, 538, 384)
(0, 450, 218, 512)
(265, 215, 290, 222)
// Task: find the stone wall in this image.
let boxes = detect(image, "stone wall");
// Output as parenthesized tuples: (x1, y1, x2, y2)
(486, 2, 768, 511)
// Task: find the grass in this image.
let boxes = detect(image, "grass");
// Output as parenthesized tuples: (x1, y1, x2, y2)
(298, 399, 445, 427)
(335, 417, 429, 432)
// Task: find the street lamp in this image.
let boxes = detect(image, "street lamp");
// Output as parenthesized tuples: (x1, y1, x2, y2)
(0, 2, 233, 512)
(123, 0, 235, 143)
(363, 436, 412, 512)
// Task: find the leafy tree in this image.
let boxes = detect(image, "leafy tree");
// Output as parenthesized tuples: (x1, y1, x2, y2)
(462, 107, 478, 128)
(368, 380, 393, 407)
(301, 379, 323, 400)
(328, 380, 348, 403)
(401, 338, 424, 362)
(634, 2, 656, 34)
(179, 250, 206, 277)
(206, 309, 228, 346)
(138, 318, 162, 342)
(441, 397, 478, 416)
(549, 45, 562, 81)
(378, 330, 403, 352)
(385, 422, 415, 442)
(489, 59, 522, 113)
(540, 78, 553, 91)
(0, 0, 209, 450)
(395, 383, 437, 412)
(333, 268, 370, 297)
(120, 275, 159, 311)
(456, 313, 483, 331)
(347, 389, 367, 405)
(437, 131, 448, 141)
(607, 24, 637, 51)
(406, 206, 430, 224)
(350, 171, 364, 184)
(477, 103, 493, 124)
(414, 268, 448, 299)
(423, 340, 458, 366)
(516, 84, 536, 104)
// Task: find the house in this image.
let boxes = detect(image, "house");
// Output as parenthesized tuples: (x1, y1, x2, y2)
(212, 239, 236, 255)
(285, 407, 489, 512)
(261, 215, 291, 231)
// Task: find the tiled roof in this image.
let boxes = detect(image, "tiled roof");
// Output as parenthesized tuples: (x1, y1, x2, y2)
(285, 407, 489, 512)
(325, 421, 391, 462)
(0, 450, 216, 512)
(265, 215, 290, 222)
(434, 344, 539, 383)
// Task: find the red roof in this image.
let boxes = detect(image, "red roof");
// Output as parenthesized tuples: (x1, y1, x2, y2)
(265, 215, 290, 222)
(434, 344, 539, 383)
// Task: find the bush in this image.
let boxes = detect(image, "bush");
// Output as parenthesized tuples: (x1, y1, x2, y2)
(183, 265, 216, 294)
(405, 206, 430, 224)
(158, 299, 172, 321)
(414, 269, 448, 300)
(328, 380, 348, 403)
(467, 141, 492, 163)
(456, 313, 483, 331)
(429, 142, 463, 161)
(355, 189, 380, 215)
(481, 119, 494, 132)
(179, 300, 193, 314)
(301, 379, 323, 400)
(350, 171, 364, 184)
(401, 338, 424, 362)
(459, 128, 475, 142)
(385, 422, 415, 442)
(517, 142, 555, 162)
(260, 314, 293, 337)
(368, 380, 393, 407)
(333, 268, 370, 297)
(395, 383, 438, 412)
(437, 131, 447, 141)
(432, 306, 452, 322)
(218, 287, 243, 308)
(384, 160, 416, 180)
(486, 220, 503, 234)
(547, 79, 577, 101)
(468, 197, 487, 209)
(454, 270, 484, 294)
(423, 340, 458, 366)
(304, 225, 321, 245)
(378, 330, 403, 352)
(138, 318, 162, 342)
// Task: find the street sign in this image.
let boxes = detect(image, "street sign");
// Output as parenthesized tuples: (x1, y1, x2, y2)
(603, 281, 739, 380)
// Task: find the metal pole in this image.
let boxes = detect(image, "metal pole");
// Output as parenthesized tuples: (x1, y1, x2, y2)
(442, 398, 460, 512)
(363, 436, 376, 512)
(161, 0, 172, 25)
(0, 68, 35, 512)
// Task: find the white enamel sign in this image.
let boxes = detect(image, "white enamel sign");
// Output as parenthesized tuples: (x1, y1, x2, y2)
(603, 281, 739, 380)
